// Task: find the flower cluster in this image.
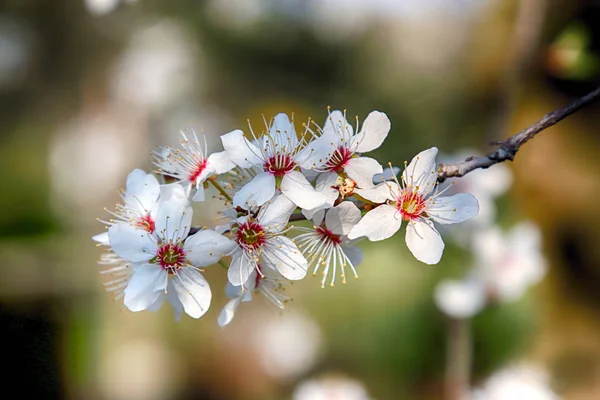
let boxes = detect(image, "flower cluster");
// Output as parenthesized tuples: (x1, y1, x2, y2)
(94, 109, 480, 323)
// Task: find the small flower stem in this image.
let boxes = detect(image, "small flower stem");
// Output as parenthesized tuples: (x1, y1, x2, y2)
(208, 179, 232, 203)
(218, 260, 229, 270)
(445, 317, 471, 400)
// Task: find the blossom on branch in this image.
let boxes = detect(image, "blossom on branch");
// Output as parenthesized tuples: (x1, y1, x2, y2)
(349, 147, 479, 264)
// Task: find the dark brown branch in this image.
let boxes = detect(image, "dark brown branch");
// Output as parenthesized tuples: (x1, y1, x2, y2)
(438, 86, 600, 183)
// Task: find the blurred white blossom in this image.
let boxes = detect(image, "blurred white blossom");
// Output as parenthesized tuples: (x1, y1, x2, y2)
(293, 375, 371, 400)
(471, 364, 559, 400)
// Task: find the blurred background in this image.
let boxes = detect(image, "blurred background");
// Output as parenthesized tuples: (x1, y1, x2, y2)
(2, 0, 600, 399)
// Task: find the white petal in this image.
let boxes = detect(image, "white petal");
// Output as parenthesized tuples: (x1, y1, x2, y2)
(192, 185, 205, 202)
(165, 280, 184, 321)
(281, 170, 328, 210)
(184, 229, 236, 267)
(344, 156, 383, 189)
(405, 219, 444, 264)
(342, 245, 364, 268)
(262, 236, 307, 280)
(373, 166, 401, 183)
(123, 265, 166, 312)
(232, 171, 276, 209)
(92, 231, 109, 245)
(297, 135, 336, 169)
(402, 147, 439, 196)
(257, 194, 296, 232)
(227, 250, 253, 286)
(207, 150, 236, 175)
(147, 293, 166, 313)
(323, 110, 353, 139)
(434, 279, 486, 319)
(221, 129, 263, 168)
(354, 181, 398, 203)
(301, 172, 339, 220)
(270, 113, 298, 150)
(326, 202, 362, 235)
(217, 296, 244, 328)
(352, 111, 391, 153)
(225, 280, 245, 299)
(155, 184, 192, 241)
(108, 223, 155, 262)
(172, 268, 211, 319)
(125, 169, 160, 212)
(347, 205, 401, 241)
(428, 193, 479, 224)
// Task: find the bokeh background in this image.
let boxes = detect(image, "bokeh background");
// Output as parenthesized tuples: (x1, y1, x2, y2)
(2, 0, 600, 399)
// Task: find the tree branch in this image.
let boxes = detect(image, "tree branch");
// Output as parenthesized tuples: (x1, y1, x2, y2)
(438, 86, 600, 183)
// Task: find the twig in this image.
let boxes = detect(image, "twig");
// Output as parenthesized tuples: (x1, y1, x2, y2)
(438, 86, 600, 183)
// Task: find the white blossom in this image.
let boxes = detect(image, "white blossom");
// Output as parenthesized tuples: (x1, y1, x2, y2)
(107, 183, 235, 318)
(349, 147, 479, 264)
(93, 168, 161, 246)
(293, 376, 371, 400)
(221, 113, 330, 210)
(471, 364, 558, 400)
(295, 202, 364, 287)
(227, 194, 308, 286)
(434, 222, 547, 319)
(154, 129, 235, 202)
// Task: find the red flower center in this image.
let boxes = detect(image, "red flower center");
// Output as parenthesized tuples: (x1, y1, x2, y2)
(156, 243, 186, 273)
(189, 158, 208, 184)
(324, 146, 353, 172)
(236, 221, 266, 251)
(396, 189, 427, 221)
(316, 226, 342, 245)
(136, 214, 155, 234)
(264, 155, 296, 177)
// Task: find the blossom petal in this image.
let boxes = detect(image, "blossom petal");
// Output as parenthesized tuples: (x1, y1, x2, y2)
(297, 135, 336, 169)
(221, 129, 263, 168)
(155, 183, 192, 241)
(227, 250, 253, 286)
(301, 172, 339, 220)
(123, 264, 166, 312)
(354, 181, 398, 203)
(233, 171, 276, 209)
(347, 205, 401, 241)
(373, 166, 401, 184)
(269, 113, 298, 150)
(92, 231, 109, 245)
(352, 111, 391, 153)
(428, 193, 479, 224)
(165, 282, 184, 321)
(345, 156, 383, 189)
(405, 218, 444, 264)
(326, 202, 362, 235)
(184, 229, 236, 267)
(124, 169, 160, 212)
(262, 236, 307, 280)
(207, 150, 236, 175)
(172, 268, 211, 319)
(257, 194, 296, 233)
(342, 245, 364, 268)
(192, 185, 205, 202)
(402, 147, 438, 196)
(434, 279, 486, 319)
(323, 110, 353, 140)
(217, 296, 244, 328)
(281, 170, 328, 210)
(108, 223, 155, 262)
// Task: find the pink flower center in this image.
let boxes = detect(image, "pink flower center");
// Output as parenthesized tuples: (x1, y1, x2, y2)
(136, 214, 155, 234)
(316, 226, 342, 245)
(156, 243, 186, 273)
(264, 155, 296, 177)
(236, 221, 266, 251)
(189, 158, 208, 184)
(396, 189, 427, 221)
(324, 146, 353, 172)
